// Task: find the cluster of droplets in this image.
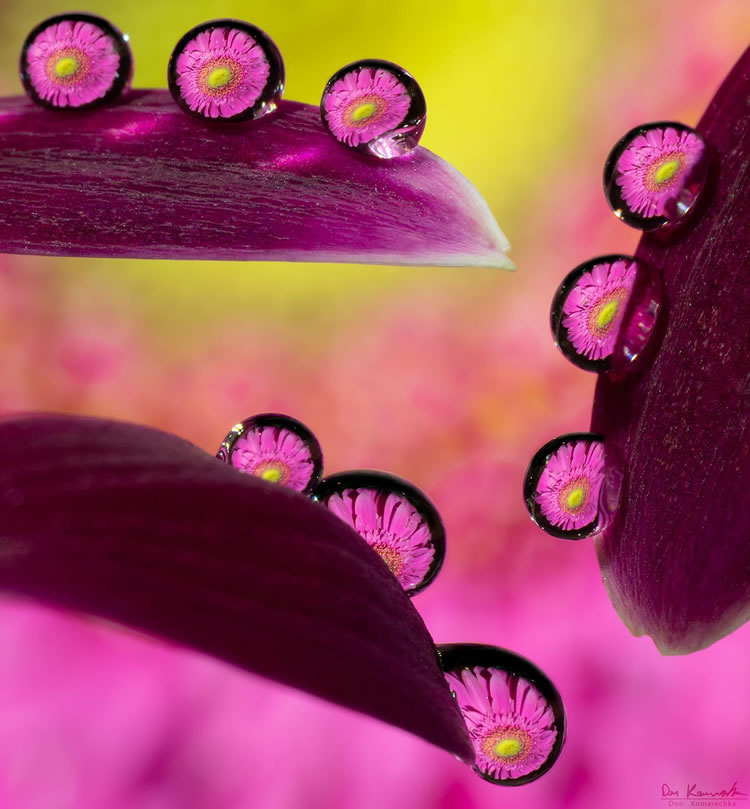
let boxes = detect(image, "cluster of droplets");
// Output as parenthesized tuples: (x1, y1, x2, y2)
(217, 413, 443, 595)
(20, 14, 426, 159)
(218, 414, 566, 784)
(524, 121, 710, 540)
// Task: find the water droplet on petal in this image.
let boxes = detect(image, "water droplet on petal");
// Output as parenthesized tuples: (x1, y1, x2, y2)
(550, 254, 662, 374)
(314, 470, 444, 594)
(168, 19, 284, 121)
(217, 413, 323, 495)
(437, 643, 566, 786)
(603, 121, 709, 230)
(321, 59, 426, 159)
(523, 433, 622, 540)
(20, 13, 133, 110)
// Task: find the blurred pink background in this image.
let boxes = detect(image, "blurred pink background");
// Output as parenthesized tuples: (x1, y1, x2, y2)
(0, 1, 749, 807)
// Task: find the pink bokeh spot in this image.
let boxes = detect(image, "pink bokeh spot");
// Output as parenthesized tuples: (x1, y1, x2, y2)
(615, 125, 705, 219)
(324, 488, 435, 590)
(561, 259, 637, 361)
(323, 67, 411, 147)
(25, 20, 121, 108)
(230, 425, 314, 492)
(175, 27, 270, 118)
(445, 666, 557, 782)
(535, 441, 604, 531)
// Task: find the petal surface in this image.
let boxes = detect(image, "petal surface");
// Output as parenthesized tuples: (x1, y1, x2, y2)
(591, 47, 750, 654)
(0, 91, 511, 269)
(0, 413, 473, 760)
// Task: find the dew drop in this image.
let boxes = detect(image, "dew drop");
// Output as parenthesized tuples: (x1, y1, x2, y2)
(437, 643, 566, 786)
(550, 254, 662, 374)
(20, 13, 133, 110)
(313, 470, 445, 594)
(217, 413, 323, 495)
(168, 19, 285, 121)
(603, 121, 709, 230)
(523, 433, 622, 540)
(320, 59, 427, 158)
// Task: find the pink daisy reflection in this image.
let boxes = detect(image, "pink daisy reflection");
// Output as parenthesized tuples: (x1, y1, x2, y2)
(24, 19, 123, 108)
(615, 125, 705, 219)
(231, 425, 314, 492)
(323, 66, 411, 147)
(324, 488, 435, 591)
(535, 440, 604, 531)
(561, 259, 637, 362)
(445, 666, 558, 782)
(174, 26, 270, 118)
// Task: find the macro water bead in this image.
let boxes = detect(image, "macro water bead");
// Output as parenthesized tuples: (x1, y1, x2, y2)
(168, 19, 284, 120)
(523, 433, 621, 540)
(321, 59, 426, 158)
(438, 644, 565, 786)
(314, 471, 445, 594)
(20, 13, 133, 109)
(603, 121, 709, 229)
(217, 414, 323, 495)
(550, 255, 662, 373)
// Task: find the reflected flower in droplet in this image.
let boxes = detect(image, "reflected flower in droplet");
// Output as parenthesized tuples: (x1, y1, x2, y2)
(217, 413, 323, 494)
(315, 471, 444, 594)
(524, 434, 616, 540)
(438, 644, 565, 786)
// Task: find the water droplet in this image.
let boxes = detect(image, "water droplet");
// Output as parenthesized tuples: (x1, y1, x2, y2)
(217, 413, 323, 495)
(20, 13, 133, 110)
(437, 643, 566, 786)
(168, 19, 284, 121)
(550, 254, 662, 374)
(321, 59, 426, 159)
(523, 433, 622, 540)
(603, 121, 709, 230)
(314, 470, 444, 594)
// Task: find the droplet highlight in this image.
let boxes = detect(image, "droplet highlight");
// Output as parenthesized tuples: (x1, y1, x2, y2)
(217, 413, 323, 495)
(168, 19, 284, 121)
(438, 643, 566, 786)
(321, 59, 426, 158)
(314, 470, 444, 594)
(550, 254, 662, 373)
(20, 13, 133, 109)
(523, 433, 621, 540)
(603, 121, 709, 230)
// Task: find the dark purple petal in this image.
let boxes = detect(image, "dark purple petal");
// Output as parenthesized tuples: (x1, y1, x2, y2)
(0, 90, 511, 268)
(0, 413, 473, 761)
(591, 47, 750, 654)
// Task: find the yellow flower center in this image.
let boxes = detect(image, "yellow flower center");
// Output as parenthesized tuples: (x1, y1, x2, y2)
(374, 545, 404, 577)
(566, 487, 585, 509)
(494, 737, 522, 758)
(260, 467, 282, 483)
(653, 158, 680, 185)
(54, 56, 79, 78)
(351, 101, 377, 121)
(207, 66, 233, 89)
(560, 477, 589, 514)
(595, 299, 619, 330)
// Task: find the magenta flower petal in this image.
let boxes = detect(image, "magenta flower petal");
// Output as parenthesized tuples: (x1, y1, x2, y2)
(315, 471, 445, 594)
(438, 644, 565, 786)
(0, 91, 511, 268)
(0, 413, 473, 761)
(321, 60, 425, 158)
(591, 47, 750, 653)
(168, 20, 283, 121)
(20, 13, 132, 110)
(217, 413, 323, 494)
